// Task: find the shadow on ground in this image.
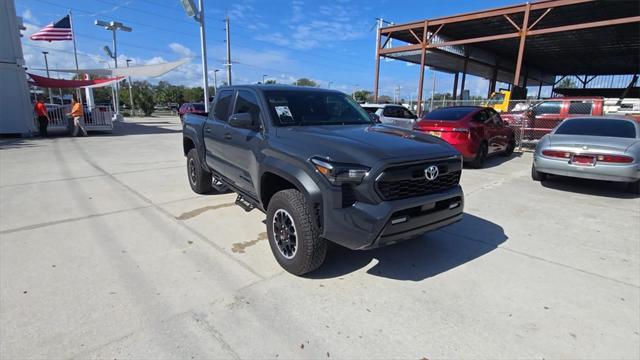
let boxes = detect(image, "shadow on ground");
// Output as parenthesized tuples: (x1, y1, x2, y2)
(91, 121, 182, 137)
(464, 151, 523, 170)
(309, 213, 507, 281)
(541, 175, 638, 199)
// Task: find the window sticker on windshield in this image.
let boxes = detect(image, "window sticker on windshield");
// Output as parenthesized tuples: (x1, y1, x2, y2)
(275, 106, 295, 123)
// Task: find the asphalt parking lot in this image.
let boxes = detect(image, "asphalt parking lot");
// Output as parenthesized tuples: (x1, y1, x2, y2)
(1, 116, 638, 359)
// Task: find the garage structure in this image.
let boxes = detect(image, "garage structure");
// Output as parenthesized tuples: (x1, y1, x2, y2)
(373, 0, 640, 113)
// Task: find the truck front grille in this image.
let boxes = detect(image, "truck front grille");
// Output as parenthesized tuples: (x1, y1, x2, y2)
(375, 162, 461, 201)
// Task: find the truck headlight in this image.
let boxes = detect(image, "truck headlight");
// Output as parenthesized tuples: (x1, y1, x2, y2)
(310, 158, 370, 184)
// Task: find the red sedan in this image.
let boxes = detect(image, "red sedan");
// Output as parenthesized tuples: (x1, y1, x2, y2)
(414, 106, 516, 168)
(178, 102, 207, 123)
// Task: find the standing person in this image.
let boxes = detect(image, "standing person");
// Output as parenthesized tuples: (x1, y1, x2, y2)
(67, 95, 87, 137)
(34, 96, 50, 137)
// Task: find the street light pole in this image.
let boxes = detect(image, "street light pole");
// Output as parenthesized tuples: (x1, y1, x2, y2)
(181, 0, 210, 111)
(328, 81, 333, 89)
(126, 59, 135, 115)
(213, 69, 219, 96)
(95, 20, 132, 118)
(42, 51, 53, 104)
(262, 74, 267, 84)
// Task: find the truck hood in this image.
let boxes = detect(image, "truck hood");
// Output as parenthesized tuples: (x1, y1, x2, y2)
(274, 125, 458, 163)
(548, 134, 639, 152)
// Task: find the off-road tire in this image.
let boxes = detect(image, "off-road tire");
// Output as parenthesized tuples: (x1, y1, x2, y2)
(266, 189, 327, 275)
(470, 142, 488, 168)
(531, 163, 547, 182)
(187, 148, 212, 194)
(628, 180, 640, 195)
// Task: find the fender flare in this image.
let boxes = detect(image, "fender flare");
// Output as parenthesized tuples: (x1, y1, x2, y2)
(182, 124, 207, 171)
(259, 157, 323, 209)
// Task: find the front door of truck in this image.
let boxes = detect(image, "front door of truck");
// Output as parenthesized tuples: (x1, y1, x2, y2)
(219, 89, 263, 197)
(203, 90, 234, 176)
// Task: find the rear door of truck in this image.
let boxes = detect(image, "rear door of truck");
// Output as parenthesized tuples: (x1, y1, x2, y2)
(203, 90, 234, 176)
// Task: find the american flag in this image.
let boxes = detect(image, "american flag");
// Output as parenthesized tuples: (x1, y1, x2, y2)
(30, 15, 73, 41)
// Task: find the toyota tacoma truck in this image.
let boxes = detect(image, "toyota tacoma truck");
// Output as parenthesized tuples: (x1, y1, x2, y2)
(183, 85, 464, 275)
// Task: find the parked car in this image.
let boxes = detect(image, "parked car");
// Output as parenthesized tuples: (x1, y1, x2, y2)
(413, 106, 515, 168)
(502, 96, 640, 140)
(179, 102, 207, 123)
(183, 85, 464, 275)
(532, 116, 640, 193)
(361, 103, 418, 129)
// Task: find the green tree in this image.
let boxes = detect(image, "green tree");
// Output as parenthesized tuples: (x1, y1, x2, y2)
(293, 78, 317, 87)
(556, 77, 577, 88)
(182, 87, 204, 102)
(132, 81, 155, 116)
(353, 90, 372, 102)
(264, 79, 276, 84)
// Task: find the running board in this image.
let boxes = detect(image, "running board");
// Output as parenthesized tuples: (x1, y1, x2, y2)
(235, 195, 256, 212)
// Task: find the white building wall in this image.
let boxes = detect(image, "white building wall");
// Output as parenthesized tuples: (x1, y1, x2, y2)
(0, 0, 34, 135)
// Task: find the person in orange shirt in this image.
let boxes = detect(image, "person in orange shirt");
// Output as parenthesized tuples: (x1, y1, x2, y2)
(66, 95, 87, 137)
(34, 96, 50, 137)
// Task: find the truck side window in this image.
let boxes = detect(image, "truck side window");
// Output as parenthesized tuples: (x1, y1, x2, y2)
(568, 101, 592, 115)
(213, 90, 234, 122)
(233, 90, 261, 126)
(534, 101, 561, 115)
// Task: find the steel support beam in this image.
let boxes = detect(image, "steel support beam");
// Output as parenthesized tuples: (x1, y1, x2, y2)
(416, 21, 428, 115)
(453, 72, 459, 100)
(460, 50, 469, 99)
(537, 79, 543, 99)
(513, 2, 530, 86)
(373, 27, 381, 102)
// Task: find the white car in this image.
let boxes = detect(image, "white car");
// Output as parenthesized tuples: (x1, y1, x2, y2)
(361, 103, 418, 129)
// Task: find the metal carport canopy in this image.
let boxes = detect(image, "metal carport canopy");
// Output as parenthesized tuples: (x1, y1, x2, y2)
(373, 0, 640, 112)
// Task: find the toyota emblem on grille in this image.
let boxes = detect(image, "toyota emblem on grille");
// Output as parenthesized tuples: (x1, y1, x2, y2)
(424, 165, 439, 181)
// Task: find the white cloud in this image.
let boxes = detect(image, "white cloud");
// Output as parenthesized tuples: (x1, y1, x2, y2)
(21, 9, 37, 23)
(254, 2, 366, 50)
(168, 43, 195, 58)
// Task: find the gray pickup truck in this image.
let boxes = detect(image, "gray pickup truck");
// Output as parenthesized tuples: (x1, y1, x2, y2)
(183, 85, 464, 275)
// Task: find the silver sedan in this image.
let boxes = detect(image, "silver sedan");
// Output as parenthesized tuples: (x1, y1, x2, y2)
(532, 116, 640, 194)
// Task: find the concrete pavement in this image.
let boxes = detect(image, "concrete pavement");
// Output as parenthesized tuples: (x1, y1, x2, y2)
(1, 116, 638, 359)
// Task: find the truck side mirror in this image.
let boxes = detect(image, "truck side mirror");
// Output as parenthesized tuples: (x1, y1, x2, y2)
(229, 112, 257, 130)
(368, 113, 381, 123)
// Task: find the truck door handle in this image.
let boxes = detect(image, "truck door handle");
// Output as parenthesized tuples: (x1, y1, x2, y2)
(224, 133, 232, 140)
(205, 127, 211, 133)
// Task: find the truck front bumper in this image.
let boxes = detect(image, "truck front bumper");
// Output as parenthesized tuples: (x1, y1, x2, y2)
(321, 185, 464, 250)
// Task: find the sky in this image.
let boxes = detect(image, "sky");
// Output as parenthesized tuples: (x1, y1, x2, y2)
(16, 0, 547, 100)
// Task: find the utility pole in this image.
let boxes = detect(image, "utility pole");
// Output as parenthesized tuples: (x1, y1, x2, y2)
(328, 81, 333, 89)
(125, 59, 135, 115)
(42, 51, 53, 104)
(225, 16, 232, 85)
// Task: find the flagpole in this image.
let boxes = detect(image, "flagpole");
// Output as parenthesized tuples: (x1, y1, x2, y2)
(68, 10, 81, 100)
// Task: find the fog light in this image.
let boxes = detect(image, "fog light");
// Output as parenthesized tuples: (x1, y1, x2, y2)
(391, 217, 407, 225)
(449, 201, 460, 209)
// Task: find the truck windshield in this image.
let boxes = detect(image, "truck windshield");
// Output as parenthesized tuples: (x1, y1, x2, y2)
(265, 91, 373, 126)
(555, 118, 636, 138)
